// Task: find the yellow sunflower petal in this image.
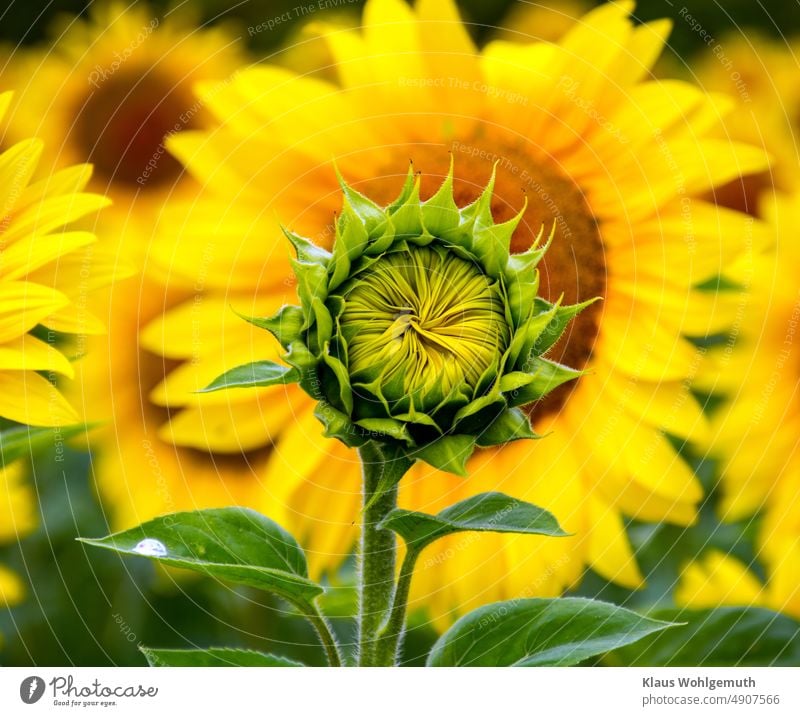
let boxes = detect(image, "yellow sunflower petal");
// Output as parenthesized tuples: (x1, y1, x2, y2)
(0, 231, 96, 281)
(0, 334, 75, 378)
(676, 551, 765, 609)
(1, 193, 110, 245)
(0, 282, 70, 342)
(0, 139, 42, 215)
(586, 493, 644, 589)
(159, 394, 296, 453)
(0, 370, 78, 426)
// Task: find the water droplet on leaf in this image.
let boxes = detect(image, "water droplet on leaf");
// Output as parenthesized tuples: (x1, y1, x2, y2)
(133, 538, 167, 557)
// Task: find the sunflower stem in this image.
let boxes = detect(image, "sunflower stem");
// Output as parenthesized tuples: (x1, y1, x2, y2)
(374, 546, 420, 666)
(357, 442, 412, 666)
(304, 604, 343, 667)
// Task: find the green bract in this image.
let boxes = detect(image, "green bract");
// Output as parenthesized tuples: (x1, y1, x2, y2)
(205, 162, 593, 475)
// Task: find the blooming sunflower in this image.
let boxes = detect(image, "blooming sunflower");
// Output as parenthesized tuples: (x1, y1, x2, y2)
(0, 90, 116, 425)
(677, 189, 800, 619)
(0, 3, 258, 528)
(0, 88, 119, 605)
(691, 30, 800, 208)
(1, 0, 245, 262)
(133, 0, 767, 625)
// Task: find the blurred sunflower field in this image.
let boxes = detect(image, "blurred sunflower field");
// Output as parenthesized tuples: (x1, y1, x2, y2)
(1, 0, 799, 667)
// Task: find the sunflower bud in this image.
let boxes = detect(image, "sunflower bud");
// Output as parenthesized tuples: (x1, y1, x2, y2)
(229, 162, 594, 476)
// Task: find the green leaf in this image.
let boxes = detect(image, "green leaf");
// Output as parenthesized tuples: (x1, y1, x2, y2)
(427, 597, 678, 667)
(609, 606, 800, 666)
(79, 507, 323, 606)
(380, 491, 566, 551)
(198, 361, 298, 393)
(0, 423, 95, 466)
(413, 434, 476, 477)
(141, 647, 304, 667)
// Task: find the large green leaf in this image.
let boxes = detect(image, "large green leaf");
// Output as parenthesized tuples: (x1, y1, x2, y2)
(380, 492, 566, 551)
(79, 508, 322, 606)
(609, 606, 800, 666)
(427, 597, 677, 666)
(141, 647, 303, 667)
(198, 361, 297, 393)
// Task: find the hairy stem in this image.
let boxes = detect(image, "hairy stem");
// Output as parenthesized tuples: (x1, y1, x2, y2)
(357, 442, 412, 666)
(374, 546, 420, 666)
(301, 603, 343, 667)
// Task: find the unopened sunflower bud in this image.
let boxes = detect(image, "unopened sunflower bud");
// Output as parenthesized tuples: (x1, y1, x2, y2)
(216, 161, 595, 476)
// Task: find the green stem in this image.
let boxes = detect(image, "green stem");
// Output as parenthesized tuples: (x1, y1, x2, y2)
(374, 546, 421, 666)
(357, 442, 412, 667)
(304, 604, 343, 667)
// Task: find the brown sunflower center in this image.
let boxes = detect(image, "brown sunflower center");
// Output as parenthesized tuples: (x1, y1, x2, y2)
(72, 69, 199, 188)
(356, 137, 606, 422)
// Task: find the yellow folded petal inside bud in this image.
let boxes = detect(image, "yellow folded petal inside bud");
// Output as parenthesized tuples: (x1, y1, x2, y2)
(337, 245, 509, 412)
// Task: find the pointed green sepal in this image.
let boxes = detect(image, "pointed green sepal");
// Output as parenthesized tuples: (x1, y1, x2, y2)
(355, 417, 412, 445)
(389, 177, 424, 238)
(283, 339, 317, 374)
(335, 165, 386, 233)
(534, 297, 602, 354)
(233, 305, 305, 350)
(314, 401, 366, 447)
(507, 357, 585, 407)
(459, 161, 498, 229)
(508, 221, 555, 275)
(283, 226, 331, 264)
(420, 158, 460, 235)
(471, 196, 527, 278)
(291, 258, 329, 326)
(476, 407, 539, 447)
(321, 342, 353, 414)
(412, 434, 477, 476)
(387, 163, 419, 213)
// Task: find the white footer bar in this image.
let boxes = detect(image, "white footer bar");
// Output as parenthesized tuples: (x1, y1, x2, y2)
(0, 666, 797, 715)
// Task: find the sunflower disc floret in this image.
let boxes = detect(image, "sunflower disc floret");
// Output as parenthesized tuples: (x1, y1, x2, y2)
(227, 162, 593, 475)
